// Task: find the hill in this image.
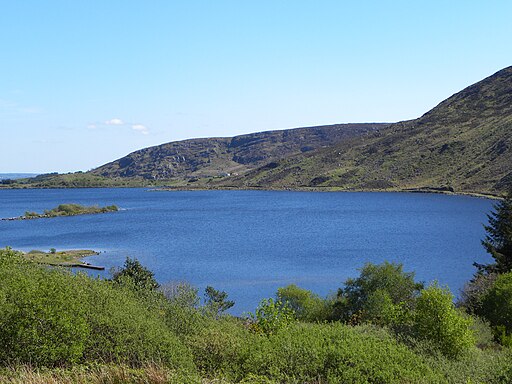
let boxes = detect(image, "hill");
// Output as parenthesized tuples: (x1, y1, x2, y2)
(6, 66, 511, 195)
(89, 123, 385, 180)
(215, 66, 512, 195)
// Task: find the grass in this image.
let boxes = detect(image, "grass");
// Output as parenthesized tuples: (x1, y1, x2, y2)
(23, 249, 100, 268)
(0, 364, 198, 384)
(0, 203, 120, 221)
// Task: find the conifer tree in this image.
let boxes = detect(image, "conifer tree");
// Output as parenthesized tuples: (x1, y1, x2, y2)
(475, 189, 512, 274)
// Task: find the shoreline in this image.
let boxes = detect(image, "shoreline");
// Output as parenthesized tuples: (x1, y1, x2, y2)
(0, 183, 503, 200)
(148, 185, 504, 200)
(21, 249, 106, 270)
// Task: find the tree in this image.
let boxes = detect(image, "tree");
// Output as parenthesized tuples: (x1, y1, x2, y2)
(161, 281, 199, 308)
(112, 257, 159, 291)
(249, 298, 295, 335)
(277, 284, 330, 322)
(414, 283, 474, 357)
(458, 272, 498, 314)
(334, 262, 423, 324)
(475, 190, 512, 274)
(204, 286, 234, 317)
(463, 190, 512, 313)
(479, 272, 512, 345)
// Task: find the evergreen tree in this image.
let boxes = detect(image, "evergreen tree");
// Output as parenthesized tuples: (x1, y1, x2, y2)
(204, 286, 234, 317)
(112, 257, 160, 291)
(475, 189, 512, 274)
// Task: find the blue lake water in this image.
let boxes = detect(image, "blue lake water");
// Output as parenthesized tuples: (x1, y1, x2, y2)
(0, 188, 495, 314)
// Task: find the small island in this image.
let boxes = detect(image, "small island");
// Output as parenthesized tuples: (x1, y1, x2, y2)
(23, 248, 104, 270)
(2, 203, 119, 221)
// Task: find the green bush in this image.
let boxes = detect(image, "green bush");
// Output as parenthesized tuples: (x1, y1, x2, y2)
(187, 317, 256, 381)
(112, 257, 160, 291)
(249, 298, 295, 335)
(459, 271, 498, 314)
(414, 283, 475, 358)
(161, 281, 206, 338)
(277, 284, 331, 322)
(334, 261, 423, 325)
(0, 261, 88, 366)
(186, 318, 445, 383)
(0, 250, 195, 373)
(470, 316, 497, 349)
(79, 276, 193, 371)
(244, 323, 443, 383)
(479, 271, 512, 344)
(409, 337, 512, 384)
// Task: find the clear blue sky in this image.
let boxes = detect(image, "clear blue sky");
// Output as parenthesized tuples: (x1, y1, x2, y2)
(1, 1, 511, 173)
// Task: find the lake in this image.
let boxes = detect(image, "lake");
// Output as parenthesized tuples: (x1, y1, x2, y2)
(0, 188, 495, 314)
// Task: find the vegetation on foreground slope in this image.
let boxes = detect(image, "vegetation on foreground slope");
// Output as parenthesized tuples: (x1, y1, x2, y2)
(1, 250, 511, 383)
(1, 192, 512, 383)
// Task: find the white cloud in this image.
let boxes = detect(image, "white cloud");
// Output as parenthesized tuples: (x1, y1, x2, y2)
(105, 118, 124, 125)
(132, 124, 149, 135)
(89, 117, 149, 135)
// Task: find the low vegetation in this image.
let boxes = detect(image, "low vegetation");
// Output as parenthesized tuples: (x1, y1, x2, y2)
(1, 191, 511, 383)
(21, 248, 102, 269)
(3, 203, 119, 220)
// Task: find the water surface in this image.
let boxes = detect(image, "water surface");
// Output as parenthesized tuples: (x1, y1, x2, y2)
(0, 188, 494, 313)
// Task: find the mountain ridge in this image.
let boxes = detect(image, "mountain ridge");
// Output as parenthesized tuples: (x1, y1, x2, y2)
(213, 66, 512, 194)
(90, 123, 386, 180)
(7, 66, 512, 195)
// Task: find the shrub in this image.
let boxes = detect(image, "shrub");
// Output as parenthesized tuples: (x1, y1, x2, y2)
(244, 323, 443, 383)
(187, 317, 256, 381)
(0, 262, 88, 366)
(277, 284, 331, 322)
(334, 262, 423, 325)
(459, 271, 498, 314)
(479, 271, 512, 344)
(112, 257, 160, 291)
(249, 298, 295, 335)
(79, 276, 194, 371)
(161, 281, 205, 338)
(187, 319, 445, 383)
(0, 253, 195, 373)
(414, 283, 475, 357)
(409, 338, 512, 384)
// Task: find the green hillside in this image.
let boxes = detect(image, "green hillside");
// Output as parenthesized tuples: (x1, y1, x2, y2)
(90, 123, 384, 180)
(217, 66, 512, 195)
(6, 67, 511, 194)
